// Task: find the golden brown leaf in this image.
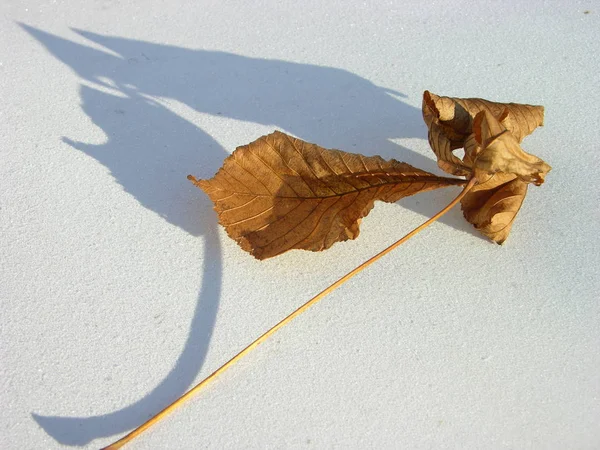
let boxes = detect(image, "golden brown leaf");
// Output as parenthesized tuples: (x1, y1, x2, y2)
(422, 90, 551, 244)
(190, 131, 466, 259)
(470, 110, 551, 185)
(460, 170, 527, 244)
(422, 90, 545, 177)
(422, 91, 473, 177)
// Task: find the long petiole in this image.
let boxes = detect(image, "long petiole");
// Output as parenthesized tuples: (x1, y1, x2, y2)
(102, 176, 478, 449)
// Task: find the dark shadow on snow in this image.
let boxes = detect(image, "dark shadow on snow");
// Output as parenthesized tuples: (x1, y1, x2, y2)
(22, 24, 477, 446)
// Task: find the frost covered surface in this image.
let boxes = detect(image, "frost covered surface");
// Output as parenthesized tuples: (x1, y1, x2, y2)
(1, 1, 599, 448)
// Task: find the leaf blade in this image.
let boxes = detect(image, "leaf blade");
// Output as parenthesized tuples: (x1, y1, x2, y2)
(191, 131, 465, 259)
(422, 90, 545, 178)
(422, 90, 550, 244)
(460, 171, 528, 244)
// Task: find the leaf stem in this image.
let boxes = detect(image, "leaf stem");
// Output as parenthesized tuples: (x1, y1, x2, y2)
(102, 176, 478, 449)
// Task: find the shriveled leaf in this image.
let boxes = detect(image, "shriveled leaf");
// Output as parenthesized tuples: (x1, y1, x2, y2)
(422, 90, 545, 177)
(424, 90, 544, 143)
(190, 131, 465, 259)
(423, 114, 473, 177)
(422, 92, 473, 177)
(470, 110, 551, 185)
(422, 90, 551, 244)
(460, 170, 527, 244)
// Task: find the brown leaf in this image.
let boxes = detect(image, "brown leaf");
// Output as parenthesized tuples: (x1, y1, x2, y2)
(470, 110, 551, 185)
(422, 90, 545, 177)
(460, 170, 527, 244)
(422, 91, 550, 244)
(422, 91, 474, 177)
(190, 131, 466, 259)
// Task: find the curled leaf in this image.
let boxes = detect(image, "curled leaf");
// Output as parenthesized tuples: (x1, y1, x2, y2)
(422, 90, 545, 177)
(422, 90, 551, 243)
(460, 170, 527, 244)
(190, 131, 465, 259)
(422, 92, 472, 177)
(470, 110, 551, 185)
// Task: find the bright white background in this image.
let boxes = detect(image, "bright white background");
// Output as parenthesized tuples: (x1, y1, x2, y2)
(1, 1, 599, 448)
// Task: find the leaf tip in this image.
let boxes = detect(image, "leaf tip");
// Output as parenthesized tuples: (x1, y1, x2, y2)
(422, 90, 439, 115)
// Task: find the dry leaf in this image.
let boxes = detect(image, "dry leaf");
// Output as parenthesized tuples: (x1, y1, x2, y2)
(422, 90, 545, 177)
(422, 91, 551, 243)
(460, 171, 527, 244)
(105, 92, 553, 448)
(469, 110, 551, 185)
(190, 131, 465, 259)
(107, 101, 553, 447)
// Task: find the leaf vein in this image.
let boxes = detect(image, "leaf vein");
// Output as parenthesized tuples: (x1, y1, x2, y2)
(262, 136, 317, 197)
(226, 204, 274, 227)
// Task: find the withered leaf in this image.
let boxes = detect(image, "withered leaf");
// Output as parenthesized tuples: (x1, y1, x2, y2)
(460, 170, 527, 244)
(422, 90, 545, 177)
(422, 91, 551, 244)
(469, 110, 551, 185)
(190, 131, 465, 259)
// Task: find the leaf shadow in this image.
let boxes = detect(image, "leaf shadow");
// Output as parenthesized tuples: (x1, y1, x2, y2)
(21, 24, 481, 447)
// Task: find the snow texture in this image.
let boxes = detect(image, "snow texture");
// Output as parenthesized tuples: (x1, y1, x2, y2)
(1, 1, 599, 448)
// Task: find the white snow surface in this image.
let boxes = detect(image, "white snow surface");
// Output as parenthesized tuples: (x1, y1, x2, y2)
(1, 1, 599, 449)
